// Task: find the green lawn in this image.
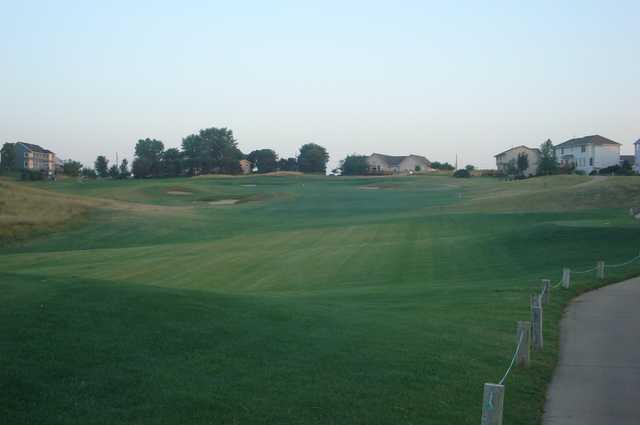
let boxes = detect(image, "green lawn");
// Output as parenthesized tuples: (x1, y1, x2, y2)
(2, 175, 640, 424)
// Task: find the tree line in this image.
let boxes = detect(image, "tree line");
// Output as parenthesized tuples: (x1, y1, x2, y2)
(0, 126, 330, 179)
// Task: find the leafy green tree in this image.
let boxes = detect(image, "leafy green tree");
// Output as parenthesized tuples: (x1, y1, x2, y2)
(62, 160, 83, 177)
(431, 161, 455, 170)
(341, 154, 370, 176)
(181, 127, 241, 175)
(133, 138, 164, 177)
(278, 157, 298, 171)
(118, 159, 130, 179)
(465, 164, 475, 172)
(504, 159, 518, 176)
(108, 164, 120, 178)
(247, 149, 278, 173)
(95, 156, 109, 178)
(1, 143, 16, 170)
(537, 139, 558, 175)
(516, 153, 529, 176)
(161, 148, 183, 177)
(81, 167, 97, 179)
(298, 143, 329, 174)
(453, 169, 471, 178)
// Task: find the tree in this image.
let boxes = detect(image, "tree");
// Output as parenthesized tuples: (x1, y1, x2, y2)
(453, 169, 471, 178)
(118, 159, 130, 179)
(1, 143, 16, 171)
(278, 157, 298, 172)
(537, 139, 558, 175)
(504, 159, 518, 176)
(298, 143, 329, 174)
(62, 160, 83, 177)
(133, 138, 164, 177)
(465, 164, 476, 172)
(181, 127, 241, 175)
(95, 156, 109, 178)
(161, 148, 183, 177)
(247, 149, 278, 173)
(431, 161, 455, 171)
(341, 154, 370, 176)
(108, 164, 120, 178)
(81, 167, 97, 179)
(516, 153, 529, 177)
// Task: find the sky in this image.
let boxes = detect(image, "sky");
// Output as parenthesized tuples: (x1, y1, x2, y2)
(1, 1, 639, 170)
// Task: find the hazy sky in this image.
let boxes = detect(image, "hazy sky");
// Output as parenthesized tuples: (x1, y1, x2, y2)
(1, 1, 638, 169)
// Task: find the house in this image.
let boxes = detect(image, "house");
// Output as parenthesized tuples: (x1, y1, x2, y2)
(239, 159, 252, 174)
(634, 139, 640, 174)
(554, 135, 620, 174)
(367, 153, 433, 174)
(14, 142, 57, 175)
(494, 145, 541, 176)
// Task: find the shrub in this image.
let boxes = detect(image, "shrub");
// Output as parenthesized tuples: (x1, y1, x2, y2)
(20, 170, 44, 181)
(574, 170, 586, 176)
(453, 169, 471, 178)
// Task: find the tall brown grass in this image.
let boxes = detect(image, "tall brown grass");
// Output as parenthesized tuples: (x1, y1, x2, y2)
(0, 181, 90, 241)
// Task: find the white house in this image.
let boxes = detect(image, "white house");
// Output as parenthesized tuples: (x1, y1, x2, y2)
(367, 153, 433, 174)
(635, 139, 640, 174)
(554, 135, 621, 174)
(494, 145, 541, 176)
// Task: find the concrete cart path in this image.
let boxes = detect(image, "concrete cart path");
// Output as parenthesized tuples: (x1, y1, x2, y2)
(543, 276, 640, 425)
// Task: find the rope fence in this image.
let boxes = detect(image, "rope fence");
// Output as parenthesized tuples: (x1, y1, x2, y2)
(480, 249, 640, 425)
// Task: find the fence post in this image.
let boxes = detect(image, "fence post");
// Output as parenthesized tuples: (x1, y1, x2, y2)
(531, 295, 543, 351)
(516, 321, 531, 367)
(597, 261, 605, 279)
(480, 383, 505, 425)
(541, 279, 550, 304)
(562, 268, 571, 288)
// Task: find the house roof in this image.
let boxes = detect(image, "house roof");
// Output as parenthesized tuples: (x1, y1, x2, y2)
(634, 139, 640, 145)
(494, 145, 541, 158)
(17, 142, 53, 154)
(555, 135, 621, 149)
(370, 153, 431, 166)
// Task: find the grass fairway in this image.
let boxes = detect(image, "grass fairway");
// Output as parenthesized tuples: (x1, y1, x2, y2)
(2, 175, 640, 424)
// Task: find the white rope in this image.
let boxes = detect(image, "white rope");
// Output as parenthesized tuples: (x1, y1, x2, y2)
(572, 267, 597, 275)
(605, 255, 640, 269)
(498, 333, 525, 385)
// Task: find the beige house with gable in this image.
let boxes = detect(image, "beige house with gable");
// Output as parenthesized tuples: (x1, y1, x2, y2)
(367, 153, 433, 174)
(494, 145, 541, 176)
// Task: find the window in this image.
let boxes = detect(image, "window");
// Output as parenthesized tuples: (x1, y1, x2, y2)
(590, 158, 593, 166)
(560, 148, 564, 154)
(581, 146, 586, 153)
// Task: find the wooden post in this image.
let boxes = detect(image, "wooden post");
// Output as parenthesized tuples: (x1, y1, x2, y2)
(481, 383, 505, 425)
(516, 321, 531, 367)
(562, 268, 571, 289)
(597, 261, 605, 279)
(531, 295, 543, 351)
(541, 279, 550, 304)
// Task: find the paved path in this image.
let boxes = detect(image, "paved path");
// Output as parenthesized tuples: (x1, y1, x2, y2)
(543, 276, 640, 424)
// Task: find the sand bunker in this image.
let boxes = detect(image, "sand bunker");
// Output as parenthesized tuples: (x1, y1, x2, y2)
(208, 199, 239, 206)
(167, 191, 193, 196)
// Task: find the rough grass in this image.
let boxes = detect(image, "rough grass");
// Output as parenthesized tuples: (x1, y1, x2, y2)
(0, 181, 90, 241)
(2, 174, 640, 424)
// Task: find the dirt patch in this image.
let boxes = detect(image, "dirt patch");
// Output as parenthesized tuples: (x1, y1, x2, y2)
(208, 199, 239, 206)
(167, 191, 193, 196)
